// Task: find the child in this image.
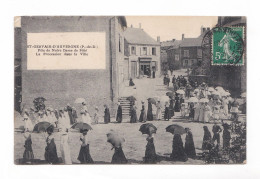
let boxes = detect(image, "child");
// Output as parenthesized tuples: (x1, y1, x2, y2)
(23, 129, 34, 164)
(93, 106, 99, 124)
(23, 109, 34, 132)
(77, 129, 94, 164)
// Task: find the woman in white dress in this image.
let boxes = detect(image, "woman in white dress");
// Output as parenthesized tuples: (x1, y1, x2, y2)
(81, 103, 91, 124)
(60, 128, 72, 164)
(156, 101, 162, 120)
(203, 102, 212, 123)
(222, 96, 229, 116)
(63, 107, 71, 129)
(23, 109, 34, 132)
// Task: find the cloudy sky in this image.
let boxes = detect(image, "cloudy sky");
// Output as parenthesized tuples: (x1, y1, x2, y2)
(126, 16, 218, 41)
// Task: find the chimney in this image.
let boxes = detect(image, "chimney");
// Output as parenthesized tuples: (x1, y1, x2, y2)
(182, 34, 185, 40)
(207, 27, 210, 31)
(157, 36, 160, 42)
(131, 24, 133, 28)
(172, 39, 175, 42)
(203, 28, 206, 33)
(139, 23, 141, 29)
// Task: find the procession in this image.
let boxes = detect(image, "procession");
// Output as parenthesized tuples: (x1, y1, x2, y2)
(14, 16, 246, 165)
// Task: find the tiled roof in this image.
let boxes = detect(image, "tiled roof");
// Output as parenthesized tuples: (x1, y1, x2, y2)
(179, 37, 203, 47)
(124, 27, 160, 46)
(166, 40, 182, 50)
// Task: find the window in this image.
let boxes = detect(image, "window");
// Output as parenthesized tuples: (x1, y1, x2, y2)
(119, 34, 121, 52)
(191, 60, 194, 65)
(152, 61, 157, 71)
(131, 46, 136, 55)
(197, 49, 202, 58)
(175, 55, 179, 61)
(142, 47, 147, 55)
(152, 47, 156, 55)
(184, 50, 189, 57)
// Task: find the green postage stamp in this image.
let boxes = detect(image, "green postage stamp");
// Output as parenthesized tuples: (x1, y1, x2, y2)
(212, 27, 244, 65)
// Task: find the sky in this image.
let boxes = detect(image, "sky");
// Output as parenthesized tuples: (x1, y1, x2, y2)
(126, 16, 218, 41)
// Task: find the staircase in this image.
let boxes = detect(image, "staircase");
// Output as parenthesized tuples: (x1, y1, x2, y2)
(119, 97, 131, 119)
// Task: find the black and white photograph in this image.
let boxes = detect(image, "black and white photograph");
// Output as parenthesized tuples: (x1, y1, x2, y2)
(13, 16, 247, 165)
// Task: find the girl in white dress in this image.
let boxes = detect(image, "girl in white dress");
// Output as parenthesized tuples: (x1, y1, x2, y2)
(199, 102, 205, 122)
(93, 107, 100, 124)
(194, 102, 200, 122)
(81, 103, 92, 124)
(63, 107, 71, 129)
(156, 101, 162, 120)
(60, 128, 72, 164)
(203, 102, 212, 123)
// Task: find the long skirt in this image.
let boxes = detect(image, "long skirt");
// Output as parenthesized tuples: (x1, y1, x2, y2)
(139, 111, 147, 122)
(164, 107, 170, 120)
(194, 108, 200, 121)
(23, 139, 34, 163)
(144, 141, 157, 164)
(77, 144, 94, 164)
(156, 109, 162, 120)
(111, 147, 128, 164)
(204, 111, 211, 123)
(45, 141, 59, 164)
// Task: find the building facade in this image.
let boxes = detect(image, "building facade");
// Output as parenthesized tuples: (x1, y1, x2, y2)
(124, 27, 161, 79)
(17, 16, 127, 115)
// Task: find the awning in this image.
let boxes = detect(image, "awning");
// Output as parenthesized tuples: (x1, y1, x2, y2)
(139, 58, 152, 62)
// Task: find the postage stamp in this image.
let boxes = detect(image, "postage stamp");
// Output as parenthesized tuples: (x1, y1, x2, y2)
(212, 27, 244, 65)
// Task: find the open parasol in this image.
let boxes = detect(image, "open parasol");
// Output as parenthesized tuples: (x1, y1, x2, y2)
(33, 122, 52, 133)
(188, 97, 199, 103)
(127, 96, 137, 101)
(199, 98, 209, 103)
(166, 124, 186, 135)
(208, 87, 215, 92)
(139, 123, 157, 135)
(166, 91, 175, 97)
(71, 122, 92, 131)
(215, 86, 224, 91)
(147, 98, 156, 105)
(176, 89, 185, 95)
(107, 130, 125, 147)
(74, 98, 86, 104)
(160, 96, 170, 103)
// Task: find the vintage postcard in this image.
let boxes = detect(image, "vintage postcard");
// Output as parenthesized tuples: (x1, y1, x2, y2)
(14, 16, 246, 165)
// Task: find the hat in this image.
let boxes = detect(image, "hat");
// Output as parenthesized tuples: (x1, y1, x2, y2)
(82, 102, 86, 105)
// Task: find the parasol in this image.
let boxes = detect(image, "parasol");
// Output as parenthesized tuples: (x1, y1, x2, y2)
(33, 122, 52, 133)
(215, 86, 224, 91)
(147, 98, 156, 105)
(139, 123, 157, 135)
(199, 98, 209, 103)
(208, 87, 215, 92)
(188, 97, 199, 103)
(71, 122, 92, 131)
(74, 98, 86, 104)
(166, 91, 175, 97)
(166, 124, 186, 135)
(107, 130, 125, 147)
(127, 96, 137, 101)
(194, 89, 199, 93)
(176, 89, 185, 95)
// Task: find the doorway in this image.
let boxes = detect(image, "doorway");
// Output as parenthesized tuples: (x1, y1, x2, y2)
(140, 63, 151, 76)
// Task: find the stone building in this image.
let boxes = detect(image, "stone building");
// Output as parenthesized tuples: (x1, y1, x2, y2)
(15, 16, 128, 115)
(124, 26, 161, 79)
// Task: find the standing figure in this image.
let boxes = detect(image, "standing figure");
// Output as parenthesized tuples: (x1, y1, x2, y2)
(93, 107, 100, 124)
(23, 109, 34, 132)
(203, 102, 212, 123)
(212, 123, 222, 148)
(129, 78, 135, 86)
(139, 101, 147, 122)
(63, 107, 71, 129)
(189, 103, 195, 120)
(130, 104, 137, 123)
(164, 102, 170, 121)
(147, 101, 153, 121)
(44, 125, 59, 164)
(104, 105, 110, 124)
(77, 129, 94, 164)
(222, 123, 231, 150)
(116, 102, 123, 123)
(194, 102, 200, 122)
(172, 75, 176, 86)
(184, 128, 196, 159)
(156, 101, 162, 120)
(144, 133, 157, 164)
(170, 134, 188, 162)
(23, 130, 34, 164)
(60, 128, 72, 164)
(222, 96, 229, 116)
(202, 126, 212, 150)
(174, 94, 180, 112)
(181, 103, 186, 117)
(186, 83, 192, 98)
(169, 96, 175, 117)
